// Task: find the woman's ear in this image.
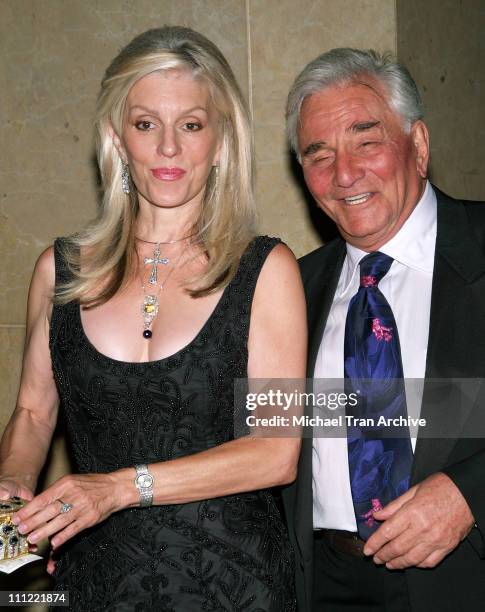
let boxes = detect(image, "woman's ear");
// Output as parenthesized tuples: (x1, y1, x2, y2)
(212, 124, 224, 168)
(213, 143, 222, 168)
(108, 123, 127, 164)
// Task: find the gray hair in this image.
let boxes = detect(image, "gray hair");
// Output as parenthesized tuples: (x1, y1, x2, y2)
(286, 48, 424, 158)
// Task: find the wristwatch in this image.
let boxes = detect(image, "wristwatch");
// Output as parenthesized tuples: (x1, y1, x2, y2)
(134, 464, 154, 507)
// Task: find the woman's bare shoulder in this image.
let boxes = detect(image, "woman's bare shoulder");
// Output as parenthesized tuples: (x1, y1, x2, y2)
(34, 245, 55, 278)
(248, 241, 307, 378)
(255, 241, 302, 290)
(26, 246, 56, 320)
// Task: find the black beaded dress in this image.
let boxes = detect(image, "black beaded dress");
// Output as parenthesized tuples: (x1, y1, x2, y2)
(49, 236, 296, 612)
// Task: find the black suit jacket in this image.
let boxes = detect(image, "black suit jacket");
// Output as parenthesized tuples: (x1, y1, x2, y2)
(282, 188, 485, 611)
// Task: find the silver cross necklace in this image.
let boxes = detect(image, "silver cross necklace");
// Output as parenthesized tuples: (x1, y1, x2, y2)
(136, 233, 196, 286)
(144, 243, 169, 285)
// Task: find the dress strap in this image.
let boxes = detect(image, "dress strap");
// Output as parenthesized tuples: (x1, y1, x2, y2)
(50, 238, 75, 348)
(237, 235, 282, 291)
(53, 237, 74, 289)
(226, 235, 282, 333)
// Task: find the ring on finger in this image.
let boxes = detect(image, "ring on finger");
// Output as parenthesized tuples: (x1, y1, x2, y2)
(57, 499, 73, 514)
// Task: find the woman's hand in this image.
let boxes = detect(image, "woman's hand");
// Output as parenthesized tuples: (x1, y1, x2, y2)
(0, 480, 36, 554)
(12, 472, 127, 549)
(0, 479, 34, 501)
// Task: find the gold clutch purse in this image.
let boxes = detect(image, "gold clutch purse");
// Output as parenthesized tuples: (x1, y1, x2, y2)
(0, 497, 29, 560)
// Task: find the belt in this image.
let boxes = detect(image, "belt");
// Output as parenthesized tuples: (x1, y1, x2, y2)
(314, 529, 365, 557)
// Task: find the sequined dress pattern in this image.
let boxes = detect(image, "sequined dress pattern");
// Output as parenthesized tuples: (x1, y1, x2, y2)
(49, 237, 296, 611)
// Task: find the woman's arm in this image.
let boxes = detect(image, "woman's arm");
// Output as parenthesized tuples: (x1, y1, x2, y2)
(14, 243, 307, 548)
(0, 247, 59, 499)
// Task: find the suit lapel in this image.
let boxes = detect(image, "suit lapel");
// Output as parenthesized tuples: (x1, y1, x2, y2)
(304, 241, 346, 377)
(412, 191, 485, 483)
(292, 241, 345, 568)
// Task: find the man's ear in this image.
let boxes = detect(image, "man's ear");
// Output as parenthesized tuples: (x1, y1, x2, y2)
(411, 120, 430, 179)
(108, 123, 127, 163)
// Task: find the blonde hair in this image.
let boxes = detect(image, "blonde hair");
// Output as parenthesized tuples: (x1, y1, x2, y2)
(57, 26, 256, 305)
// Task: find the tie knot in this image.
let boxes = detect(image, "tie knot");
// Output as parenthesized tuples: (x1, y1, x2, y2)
(359, 252, 393, 287)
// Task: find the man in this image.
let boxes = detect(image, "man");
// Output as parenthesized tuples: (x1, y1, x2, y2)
(282, 48, 485, 611)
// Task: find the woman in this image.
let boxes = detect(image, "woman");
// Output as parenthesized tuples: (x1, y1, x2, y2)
(0, 26, 306, 610)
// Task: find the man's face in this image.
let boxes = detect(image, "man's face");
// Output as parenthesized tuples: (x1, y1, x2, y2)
(298, 80, 429, 251)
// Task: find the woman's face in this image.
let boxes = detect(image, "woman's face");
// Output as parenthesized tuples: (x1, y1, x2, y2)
(115, 69, 221, 212)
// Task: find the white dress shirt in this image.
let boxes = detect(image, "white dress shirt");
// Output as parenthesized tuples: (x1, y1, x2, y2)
(312, 181, 437, 530)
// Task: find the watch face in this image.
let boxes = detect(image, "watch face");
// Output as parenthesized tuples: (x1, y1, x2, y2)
(136, 473, 154, 489)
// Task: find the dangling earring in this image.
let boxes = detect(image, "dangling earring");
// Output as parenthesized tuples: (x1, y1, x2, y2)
(121, 163, 130, 195)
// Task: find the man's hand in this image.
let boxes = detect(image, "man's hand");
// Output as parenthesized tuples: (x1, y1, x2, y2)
(363, 472, 475, 569)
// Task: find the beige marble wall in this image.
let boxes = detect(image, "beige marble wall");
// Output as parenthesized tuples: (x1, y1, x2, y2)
(0, 0, 396, 594)
(397, 0, 485, 200)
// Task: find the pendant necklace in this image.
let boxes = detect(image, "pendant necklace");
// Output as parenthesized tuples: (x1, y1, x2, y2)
(143, 243, 169, 285)
(136, 233, 196, 286)
(139, 246, 187, 339)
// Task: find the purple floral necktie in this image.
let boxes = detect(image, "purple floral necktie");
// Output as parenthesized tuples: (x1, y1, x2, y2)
(344, 251, 413, 540)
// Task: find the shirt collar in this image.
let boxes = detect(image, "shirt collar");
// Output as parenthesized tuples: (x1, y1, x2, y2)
(340, 181, 437, 295)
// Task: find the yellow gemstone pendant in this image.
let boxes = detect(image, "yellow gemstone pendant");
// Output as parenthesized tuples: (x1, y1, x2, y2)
(141, 295, 159, 318)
